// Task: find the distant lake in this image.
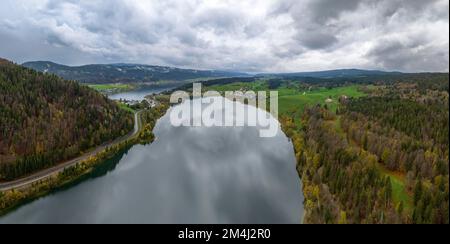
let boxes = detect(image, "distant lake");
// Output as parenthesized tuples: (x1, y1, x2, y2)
(0, 97, 304, 224)
(109, 84, 178, 101)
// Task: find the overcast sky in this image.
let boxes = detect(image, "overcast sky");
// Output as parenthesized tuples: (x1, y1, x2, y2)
(0, 0, 448, 72)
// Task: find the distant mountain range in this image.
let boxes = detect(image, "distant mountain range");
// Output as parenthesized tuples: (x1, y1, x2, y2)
(22, 61, 416, 85)
(257, 69, 403, 79)
(22, 61, 249, 84)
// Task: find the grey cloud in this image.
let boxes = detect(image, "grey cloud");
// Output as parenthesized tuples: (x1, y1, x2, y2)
(272, 42, 305, 59)
(244, 22, 267, 38)
(367, 36, 449, 72)
(0, 0, 448, 72)
(295, 30, 339, 50)
(46, 33, 71, 47)
(371, 0, 444, 21)
(270, 0, 361, 50)
(0, 28, 103, 66)
(309, 0, 362, 24)
(0, 20, 17, 30)
(192, 8, 243, 34)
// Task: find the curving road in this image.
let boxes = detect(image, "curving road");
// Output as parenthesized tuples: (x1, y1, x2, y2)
(0, 111, 142, 191)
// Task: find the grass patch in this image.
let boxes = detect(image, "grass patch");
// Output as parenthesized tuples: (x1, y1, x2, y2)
(376, 164, 413, 212)
(208, 81, 367, 125)
(209, 80, 269, 93)
(277, 85, 366, 123)
(210, 83, 366, 115)
(88, 83, 133, 92)
(117, 102, 135, 113)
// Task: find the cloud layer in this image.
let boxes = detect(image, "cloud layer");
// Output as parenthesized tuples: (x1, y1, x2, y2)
(0, 0, 448, 72)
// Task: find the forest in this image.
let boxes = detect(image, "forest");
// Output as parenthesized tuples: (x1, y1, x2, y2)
(262, 72, 449, 91)
(0, 59, 134, 180)
(0, 97, 171, 214)
(205, 75, 449, 224)
(339, 95, 448, 223)
(281, 81, 449, 224)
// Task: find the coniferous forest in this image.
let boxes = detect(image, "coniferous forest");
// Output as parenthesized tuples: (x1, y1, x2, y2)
(0, 59, 134, 180)
(280, 79, 449, 224)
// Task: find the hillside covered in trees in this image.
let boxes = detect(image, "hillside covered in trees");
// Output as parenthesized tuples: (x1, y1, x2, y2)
(0, 58, 134, 180)
(286, 82, 449, 224)
(22, 61, 248, 84)
(205, 75, 449, 224)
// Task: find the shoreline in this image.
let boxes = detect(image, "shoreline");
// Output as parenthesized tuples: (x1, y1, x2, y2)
(0, 111, 141, 191)
(0, 104, 169, 217)
(0, 144, 134, 217)
(0, 93, 308, 222)
(179, 92, 309, 224)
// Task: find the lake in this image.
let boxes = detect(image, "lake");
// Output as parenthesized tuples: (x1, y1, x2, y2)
(0, 96, 304, 224)
(108, 84, 177, 101)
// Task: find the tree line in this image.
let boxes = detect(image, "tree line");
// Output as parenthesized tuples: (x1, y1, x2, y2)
(339, 96, 448, 224)
(279, 79, 448, 223)
(0, 59, 134, 180)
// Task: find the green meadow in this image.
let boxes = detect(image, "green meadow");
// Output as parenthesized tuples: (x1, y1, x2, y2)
(208, 80, 269, 93)
(209, 81, 366, 119)
(87, 83, 134, 92)
(377, 164, 413, 212)
(117, 102, 136, 113)
(277, 85, 365, 117)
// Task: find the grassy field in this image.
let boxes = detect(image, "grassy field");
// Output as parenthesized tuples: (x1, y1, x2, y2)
(209, 81, 366, 120)
(209, 80, 269, 92)
(117, 102, 136, 113)
(376, 164, 413, 212)
(276, 85, 366, 128)
(207, 81, 367, 131)
(278, 85, 365, 116)
(87, 83, 134, 92)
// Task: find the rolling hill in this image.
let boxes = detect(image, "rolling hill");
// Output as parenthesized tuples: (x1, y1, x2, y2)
(22, 61, 249, 84)
(0, 58, 134, 180)
(258, 69, 402, 78)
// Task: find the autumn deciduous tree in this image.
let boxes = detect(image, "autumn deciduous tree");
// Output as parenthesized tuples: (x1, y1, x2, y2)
(0, 59, 134, 180)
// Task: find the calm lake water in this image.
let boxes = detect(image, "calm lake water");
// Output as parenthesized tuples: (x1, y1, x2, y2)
(108, 85, 176, 101)
(0, 97, 304, 224)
